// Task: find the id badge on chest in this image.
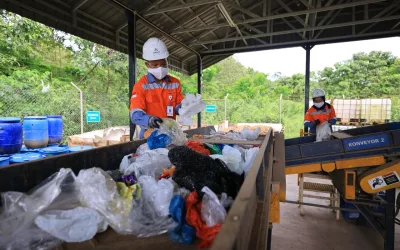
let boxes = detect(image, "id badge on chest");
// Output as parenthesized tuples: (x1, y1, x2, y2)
(167, 95, 174, 117)
(167, 106, 174, 117)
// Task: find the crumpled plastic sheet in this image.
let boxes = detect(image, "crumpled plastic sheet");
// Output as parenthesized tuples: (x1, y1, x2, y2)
(185, 141, 210, 155)
(147, 130, 172, 150)
(201, 187, 227, 227)
(136, 143, 150, 154)
(159, 118, 187, 146)
(177, 94, 206, 126)
(241, 147, 260, 175)
(169, 146, 244, 199)
(316, 121, 332, 142)
(119, 154, 138, 174)
(220, 193, 233, 210)
(185, 191, 222, 248)
(168, 195, 195, 244)
(0, 168, 79, 250)
(129, 176, 176, 237)
(240, 127, 261, 140)
(76, 168, 133, 235)
(35, 207, 108, 242)
(209, 154, 228, 165)
(121, 148, 172, 177)
(222, 145, 244, 175)
(139, 176, 174, 217)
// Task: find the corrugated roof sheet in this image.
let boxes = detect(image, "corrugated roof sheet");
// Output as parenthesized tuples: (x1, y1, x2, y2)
(1, 0, 399, 75)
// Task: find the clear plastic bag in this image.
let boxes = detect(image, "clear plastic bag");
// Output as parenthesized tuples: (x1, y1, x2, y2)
(200, 187, 227, 227)
(240, 127, 261, 140)
(220, 193, 233, 209)
(222, 146, 243, 175)
(119, 154, 137, 174)
(316, 121, 332, 142)
(139, 176, 174, 217)
(35, 207, 107, 242)
(0, 168, 79, 250)
(130, 176, 176, 237)
(76, 168, 133, 235)
(241, 147, 260, 175)
(210, 154, 228, 165)
(136, 143, 150, 154)
(122, 148, 172, 177)
(177, 94, 206, 126)
(159, 118, 187, 146)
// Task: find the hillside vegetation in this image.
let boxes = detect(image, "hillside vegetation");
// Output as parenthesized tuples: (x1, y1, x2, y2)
(1, 11, 400, 139)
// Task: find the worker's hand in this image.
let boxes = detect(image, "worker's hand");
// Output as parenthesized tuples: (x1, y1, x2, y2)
(148, 116, 163, 128)
(313, 119, 321, 126)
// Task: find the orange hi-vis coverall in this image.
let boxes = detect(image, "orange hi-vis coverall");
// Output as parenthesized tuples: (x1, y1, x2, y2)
(304, 103, 337, 133)
(130, 73, 184, 139)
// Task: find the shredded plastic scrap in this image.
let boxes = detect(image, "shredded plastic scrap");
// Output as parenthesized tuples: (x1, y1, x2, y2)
(169, 146, 244, 199)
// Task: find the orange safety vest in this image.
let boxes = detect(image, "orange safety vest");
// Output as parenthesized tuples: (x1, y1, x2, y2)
(304, 103, 336, 125)
(130, 73, 184, 119)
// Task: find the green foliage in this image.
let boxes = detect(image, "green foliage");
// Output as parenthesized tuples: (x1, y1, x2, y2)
(1, 11, 400, 140)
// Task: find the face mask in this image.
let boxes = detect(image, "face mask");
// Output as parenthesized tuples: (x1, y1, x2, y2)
(148, 67, 169, 80)
(314, 102, 324, 108)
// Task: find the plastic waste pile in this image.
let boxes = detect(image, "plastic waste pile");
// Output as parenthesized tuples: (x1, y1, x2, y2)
(0, 118, 261, 249)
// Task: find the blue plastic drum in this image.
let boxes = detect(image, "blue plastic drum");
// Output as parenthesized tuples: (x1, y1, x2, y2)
(0, 117, 23, 154)
(10, 153, 43, 164)
(23, 116, 49, 149)
(68, 145, 94, 152)
(39, 146, 69, 157)
(47, 115, 63, 144)
(0, 156, 10, 167)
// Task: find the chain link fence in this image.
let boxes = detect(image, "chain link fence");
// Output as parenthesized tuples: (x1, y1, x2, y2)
(0, 85, 130, 141)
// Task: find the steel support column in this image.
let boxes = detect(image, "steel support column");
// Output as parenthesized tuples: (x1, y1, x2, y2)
(126, 10, 136, 140)
(303, 45, 313, 132)
(384, 189, 395, 250)
(197, 55, 202, 128)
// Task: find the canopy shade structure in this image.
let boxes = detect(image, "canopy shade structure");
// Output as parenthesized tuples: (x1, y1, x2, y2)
(1, 0, 400, 75)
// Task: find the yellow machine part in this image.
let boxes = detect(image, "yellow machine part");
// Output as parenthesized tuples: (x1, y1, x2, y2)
(344, 170, 356, 200)
(269, 182, 280, 223)
(335, 156, 385, 170)
(286, 156, 385, 175)
(285, 163, 321, 175)
(359, 159, 400, 194)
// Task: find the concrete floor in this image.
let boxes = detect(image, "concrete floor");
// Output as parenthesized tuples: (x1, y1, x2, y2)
(272, 174, 400, 250)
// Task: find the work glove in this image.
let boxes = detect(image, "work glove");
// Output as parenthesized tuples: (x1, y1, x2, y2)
(148, 116, 163, 129)
(313, 119, 321, 126)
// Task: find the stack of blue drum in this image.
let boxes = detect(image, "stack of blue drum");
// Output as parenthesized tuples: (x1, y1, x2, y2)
(0, 115, 72, 166)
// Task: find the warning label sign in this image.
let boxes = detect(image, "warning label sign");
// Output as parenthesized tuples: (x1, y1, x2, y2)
(368, 171, 400, 189)
(383, 172, 400, 185)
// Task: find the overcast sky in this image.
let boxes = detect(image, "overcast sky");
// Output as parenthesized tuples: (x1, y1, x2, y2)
(233, 37, 400, 78)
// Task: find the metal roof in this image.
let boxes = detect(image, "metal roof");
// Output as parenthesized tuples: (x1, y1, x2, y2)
(1, 0, 400, 75)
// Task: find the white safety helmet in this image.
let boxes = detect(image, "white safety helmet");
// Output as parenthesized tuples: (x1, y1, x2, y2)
(312, 88, 325, 99)
(142, 37, 169, 61)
